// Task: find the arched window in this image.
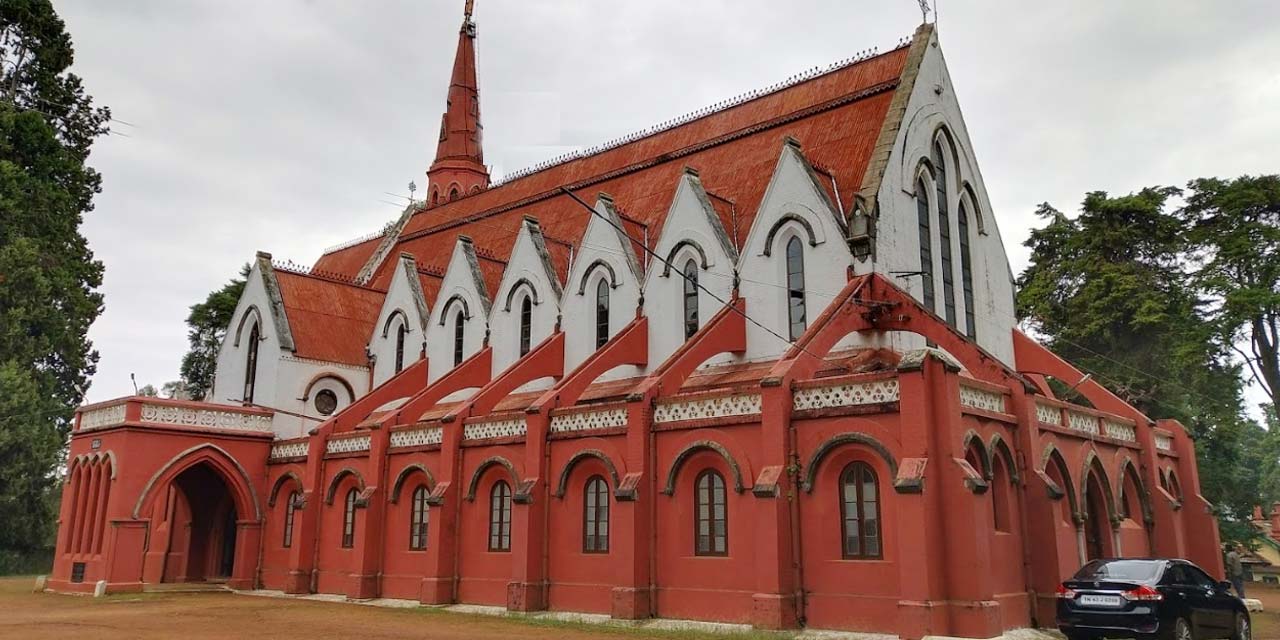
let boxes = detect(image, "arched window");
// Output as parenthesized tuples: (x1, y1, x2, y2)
(489, 480, 512, 552)
(682, 258, 699, 340)
(583, 475, 610, 553)
(394, 322, 407, 374)
(244, 323, 260, 404)
(915, 178, 935, 312)
(342, 488, 358, 548)
(958, 198, 977, 339)
(409, 485, 429, 550)
(518, 296, 532, 356)
(840, 462, 881, 559)
(932, 141, 956, 327)
(283, 490, 299, 548)
(595, 278, 610, 350)
(449, 187, 460, 201)
(694, 469, 727, 556)
(785, 235, 806, 340)
(452, 309, 465, 367)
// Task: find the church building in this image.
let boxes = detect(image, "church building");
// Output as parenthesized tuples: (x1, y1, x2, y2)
(49, 5, 1224, 638)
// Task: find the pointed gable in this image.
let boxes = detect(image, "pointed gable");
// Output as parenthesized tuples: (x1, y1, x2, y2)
(368, 253, 432, 385)
(489, 217, 563, 374)
(425, 236, 491, 382)
(562, 194, 644, 372)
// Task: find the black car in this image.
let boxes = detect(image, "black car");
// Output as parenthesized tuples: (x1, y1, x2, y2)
(1057, 558, 1250, 640)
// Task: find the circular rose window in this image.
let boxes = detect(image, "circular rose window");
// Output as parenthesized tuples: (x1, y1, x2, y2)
(315, 389, 339, 416)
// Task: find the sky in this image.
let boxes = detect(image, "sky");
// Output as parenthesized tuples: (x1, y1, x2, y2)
(55, 1, 1280, 410)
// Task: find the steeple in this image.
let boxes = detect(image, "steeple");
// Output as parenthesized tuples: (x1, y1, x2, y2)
(426, 0, 489, 206)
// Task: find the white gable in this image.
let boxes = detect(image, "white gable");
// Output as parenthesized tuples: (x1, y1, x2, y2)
(561, 195, 643, 377)
(641, 169, 738, 370)
(425, 237, 490, 383)
(489, 218, 562, 380)
(736, 141, 853, 361)
(368, 253, 430, 387)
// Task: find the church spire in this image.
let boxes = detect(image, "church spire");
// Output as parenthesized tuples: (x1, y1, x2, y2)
(426, 0, 489, 206)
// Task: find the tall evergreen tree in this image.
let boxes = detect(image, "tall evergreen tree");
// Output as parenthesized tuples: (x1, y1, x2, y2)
(0, 0, 109, 567)
(1017, 189, 1257, 537)
(179, 264, 248, 400)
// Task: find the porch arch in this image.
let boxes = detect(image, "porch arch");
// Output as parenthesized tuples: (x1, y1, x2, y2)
(131, 443, 262, 521)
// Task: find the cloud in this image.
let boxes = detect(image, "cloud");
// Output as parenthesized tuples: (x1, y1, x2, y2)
(56, 0, 1280, 406)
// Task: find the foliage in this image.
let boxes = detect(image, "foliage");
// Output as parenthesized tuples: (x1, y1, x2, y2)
(1180, 176, 1280, 417)
(0, 1, 108, 558)
(1016, 188, 1262, 539)
(178, 264, 248, 400)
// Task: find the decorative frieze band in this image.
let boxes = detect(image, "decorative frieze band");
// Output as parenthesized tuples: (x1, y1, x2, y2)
(270, 441, 309, 460)
(1155, 434, 1174, 452)
(1066, 411, 1101, 436)
(549, 408, 628, 434)
(463, 418, 527, 441)
(958, 384, 1005, 414)
(326, 435, 371, 455)
(1035, 402, 1062, 425)
(140, 403, 273, 432)
(390, 427, 443, 448)
(793, 379, 899, 411)
(653, 393, 762, 424)
(79, 404, 126, 431)
(1104, 420, 1137, 443)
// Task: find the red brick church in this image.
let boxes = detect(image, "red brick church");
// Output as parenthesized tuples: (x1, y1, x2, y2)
(49, 5, 1223, 638)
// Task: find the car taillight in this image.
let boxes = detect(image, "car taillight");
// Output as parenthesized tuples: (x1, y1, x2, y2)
(1122, 585, 1163, 601)
(1056, 584, 1077, 599)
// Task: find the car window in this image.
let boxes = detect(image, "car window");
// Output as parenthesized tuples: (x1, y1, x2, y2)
(1184, 566, 1216, 588)
(1160, 564, 1187, 586)
(1074, 559, 1163, 582)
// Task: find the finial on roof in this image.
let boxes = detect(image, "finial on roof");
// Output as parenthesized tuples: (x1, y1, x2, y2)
(464, 0, 475, 21)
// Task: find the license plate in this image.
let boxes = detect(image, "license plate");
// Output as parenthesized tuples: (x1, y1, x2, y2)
(1078, 594, 1123, 607)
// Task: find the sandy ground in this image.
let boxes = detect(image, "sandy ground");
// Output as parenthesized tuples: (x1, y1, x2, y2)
(0, 576, 763, 640)
(1248, 580, 1280, 639)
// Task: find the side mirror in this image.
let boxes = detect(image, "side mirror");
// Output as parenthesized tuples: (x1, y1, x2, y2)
(1217, 580, 1233, 592)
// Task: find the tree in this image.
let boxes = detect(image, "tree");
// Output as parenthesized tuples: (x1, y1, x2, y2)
(1016, 189, 1259, 538)
(178, 264, 248, 400)
(1180, 176, 1280, 417)
(0, 0, 109, 567)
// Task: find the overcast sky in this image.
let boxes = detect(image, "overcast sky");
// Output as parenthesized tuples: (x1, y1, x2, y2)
(56, 1, 1280, 410)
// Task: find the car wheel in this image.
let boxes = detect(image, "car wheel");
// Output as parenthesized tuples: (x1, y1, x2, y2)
(1234, 613, 1252, 640)
(1170, 617, 1192, 640)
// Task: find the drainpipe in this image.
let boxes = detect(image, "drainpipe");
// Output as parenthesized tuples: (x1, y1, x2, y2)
(787, 408, 807, 626)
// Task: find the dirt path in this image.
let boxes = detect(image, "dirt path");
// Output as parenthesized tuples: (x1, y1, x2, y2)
(0, 577, 753, 640)
(1246, 581, 1280, 639)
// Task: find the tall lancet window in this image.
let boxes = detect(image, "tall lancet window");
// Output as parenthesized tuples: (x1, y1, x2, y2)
(518, 296, 532, 356)
(786, 236, 807, 340)
(394, 322, 407, 374)
(682, 258, 699, 340)
(244, 323, 260, 404)
(453, 309, 465, 367)
(915, 177, 935, 312)
(958, 198, 977, 340)
(595, 278, 610, 350)
(933, 140, 956, 327)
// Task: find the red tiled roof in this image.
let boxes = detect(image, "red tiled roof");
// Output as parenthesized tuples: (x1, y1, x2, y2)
(313, 236, 382, 277)
(274, 270, 384, 367)
(356, 45, 909, 290)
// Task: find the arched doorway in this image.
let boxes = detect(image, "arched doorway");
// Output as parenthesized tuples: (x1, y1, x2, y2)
(157, 463, 240, 583)
(1083, 466, 1115, 561)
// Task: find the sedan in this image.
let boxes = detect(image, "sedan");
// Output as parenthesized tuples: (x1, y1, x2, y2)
(1056, 558, 1250, 639)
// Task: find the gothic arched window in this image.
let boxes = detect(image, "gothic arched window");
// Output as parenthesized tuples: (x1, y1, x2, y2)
(518, 296, 532, 356)
(785, 235, 806, 340)
(342, 488, 358, 549)
(409, 485, 429, 550)
(244, 323, 260, 404)
(958, 198, 977, 339)
(489, 480, 512, 552)
(840, 462, 881, 559)
(915, 177, 935, 312)
(282, 490, 299, 548)
(595, 278, 610, 350)
(933, 140, 956, 328)
(694, 469, 727, 556)
(453, 309, 465, 367)
(583, 475, 610, 553)
(682, 258, 699, 340)
(394, 322, 407, 374)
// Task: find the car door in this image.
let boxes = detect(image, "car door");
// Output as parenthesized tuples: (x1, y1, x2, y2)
(1186, 564, 1235, 635)
(1164, 563, 1216, 635)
